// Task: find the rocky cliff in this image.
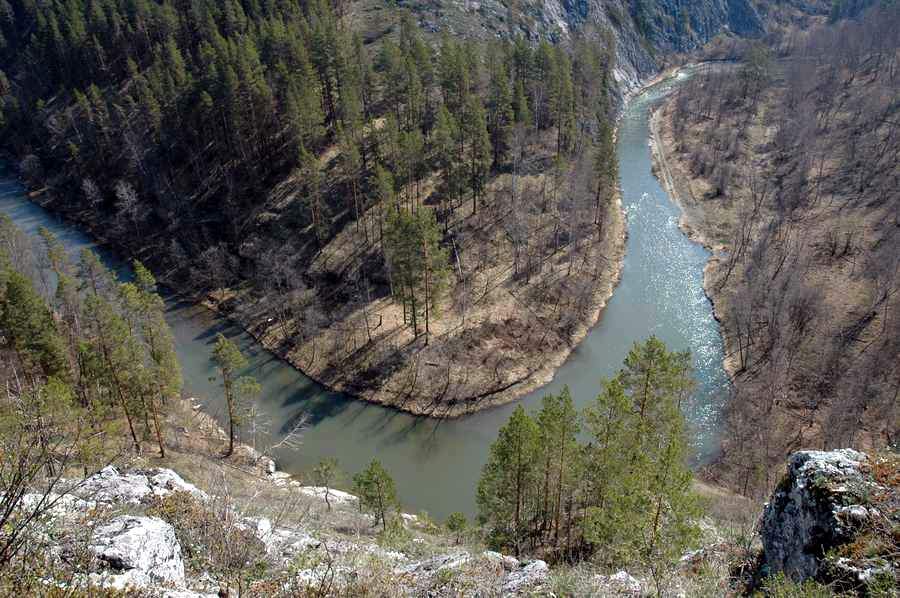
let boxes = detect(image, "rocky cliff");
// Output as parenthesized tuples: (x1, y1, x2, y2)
(402, 0, 764, 97)
(12, 449, 896, 595)
(22, 466, 557, 596)
(761, 449, 899, 593)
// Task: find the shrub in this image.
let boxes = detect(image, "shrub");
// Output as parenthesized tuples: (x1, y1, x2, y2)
(146, 491, 267, 580)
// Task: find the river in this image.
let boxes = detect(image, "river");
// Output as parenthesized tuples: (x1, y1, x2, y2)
(0, 69, 727, 520)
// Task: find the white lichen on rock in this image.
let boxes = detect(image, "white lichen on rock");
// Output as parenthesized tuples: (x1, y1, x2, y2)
(761, 449, 895, 589)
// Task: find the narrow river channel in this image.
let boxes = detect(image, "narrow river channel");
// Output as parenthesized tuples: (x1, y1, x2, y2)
(0, 69, 727, 520)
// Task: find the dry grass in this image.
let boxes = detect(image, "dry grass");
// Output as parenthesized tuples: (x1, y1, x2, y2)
(212, 130, 627, 417)
(652, 54, 900, 496)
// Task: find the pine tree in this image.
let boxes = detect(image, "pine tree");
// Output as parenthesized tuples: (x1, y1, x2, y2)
(477, 338, 701, 565)
(298, 144, 327, 245)
(0, 269, 70, 379)
(438, 35, 467, 114)
(337, 124, 364, 237)
(446, 512, 467, 544)
(401, 127, 424, 209)
(283, 45, 324, 147)
(581, 376, 644, 564)
(377, 41, 405, 122)
(462, 95, 492, 214)
(312, 457, 341, 511)
(211, 333, 253, 457)
(82, 292, 143, 453)
(383, 208, 449, 339)
(308, 0, 340, 125)
(353, 459, 399, 530)
(582, 337, 700, 578)
(374, 165, 395, 244)
(132, 260, 182, 457)
(432, 104, 461, 230)
(477, 404, 539, 555)
(487, 49, 514, 167)
(551, 48, 576, 158)
(535, 386, 580, 548)
(593, 117, 618, 239)
(418, 209, 449, 343)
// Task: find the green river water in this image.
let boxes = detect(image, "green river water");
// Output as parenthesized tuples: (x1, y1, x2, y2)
(0, 69, 728, 520)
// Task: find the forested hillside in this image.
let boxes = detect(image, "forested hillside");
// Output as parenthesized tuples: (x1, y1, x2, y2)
(0, 0, 774, 414)
(653, 4, 900, 496)
(0, 0, 627, 414)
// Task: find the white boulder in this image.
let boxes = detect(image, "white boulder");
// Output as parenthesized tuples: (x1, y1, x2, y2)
(593, 570, 643, 595)
(71, 466, 206, 506)
(482, 550, 520, 571)
(299, 486, 358, 505)
(91, 515, 185, 586)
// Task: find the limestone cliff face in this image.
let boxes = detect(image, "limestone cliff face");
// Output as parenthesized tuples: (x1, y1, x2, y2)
(761, 450, 898, 592)
(411, 0, 763, 100)
(634, 0, 764, 52)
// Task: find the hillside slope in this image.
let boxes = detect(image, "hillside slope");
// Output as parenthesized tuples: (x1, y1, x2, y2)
(651, 6, 899, 495)
(0, 0, 765, 414)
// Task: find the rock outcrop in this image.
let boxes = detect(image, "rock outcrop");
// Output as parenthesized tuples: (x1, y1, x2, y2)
(761, 449, 897, 590)
(90, 515, 185, 588)
(68, 465, 208, 506)
(501, 559, 550, 593)
(593, 570, 643, 595)
(407, 0, 767, 106)
(29, 466, 559, 596)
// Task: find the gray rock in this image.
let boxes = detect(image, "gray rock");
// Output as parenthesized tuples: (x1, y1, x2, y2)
(71, 466, 206, 506)
(502, 559, 549, 593)
(244, 516, 322, 558)
(593, 570, 643, 595)
(76, 466, 154, 505)
(19, 492, 96, 517)
(396, 552, 471, 576)
(482, 550, 519, 572)
(761, 449, 888, 584)
(91, 515, 185, 585)
(299, 486, 358, 505)
(86, 569, 153, 592)
(147, 469, 209, 502)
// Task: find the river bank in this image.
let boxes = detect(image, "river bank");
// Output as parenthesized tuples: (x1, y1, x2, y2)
(647, 52, 900, 494)
(1, 66, 732, 518)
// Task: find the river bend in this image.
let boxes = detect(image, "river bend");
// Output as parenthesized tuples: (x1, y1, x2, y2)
(0, 69, 727, 519)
